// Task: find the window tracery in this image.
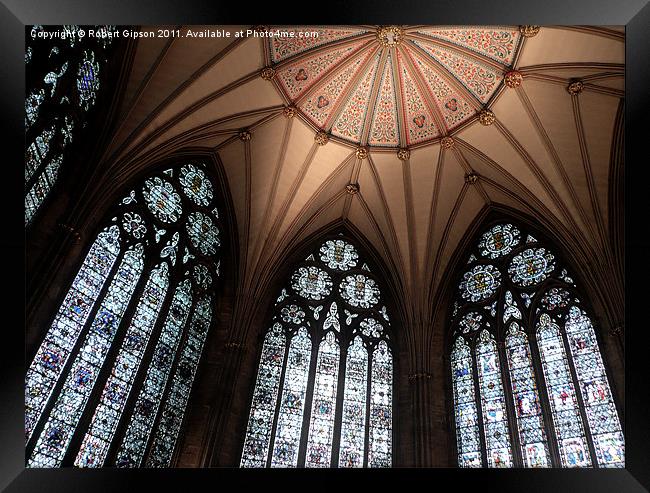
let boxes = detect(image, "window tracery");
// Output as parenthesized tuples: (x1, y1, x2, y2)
(449, 221, 623, 468)
(241, 236, 394, 468)
(25, 25, 118, 225)
(26, 161, 222, 468)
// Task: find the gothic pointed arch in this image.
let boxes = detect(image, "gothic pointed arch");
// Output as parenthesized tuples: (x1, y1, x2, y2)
(25, 157, 232, 468)
(239, 227, 399, 468)
(444, 212, 624, 468)
(25, 25, 127, 226)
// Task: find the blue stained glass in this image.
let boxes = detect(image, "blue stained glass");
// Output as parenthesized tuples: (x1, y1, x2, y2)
(319, 239, 358, 271)
(76, 50, 100, 111)
(536, 314, 591, 467)
(143, 177, 183, 224)
(28, 244, 144, 467)
(113, 279, 192, 467)
(478, 224, 520, 259)
(338, 337, 368, 468)
(305, 332, 340, 467)
(25, 226, 121, 441)
(565, 307, 624, 467)
(241, 237, 393, 468)
(25, 89, 45, 128)
(26, 125, 56, 183)
(368, 341, 392, 467)
(459, 264, 501, 302)
(25, 155, 64, 225)
(475, 330, 513, 467)
(179, 164, 214, 207)
(270, 328, 312, 467)
(75, 263, 170, 467)
(145, 296, 213, 467)
(451, 337, 482, 467)
(505, 322, 551, 467)
(241, 324, 287, 467)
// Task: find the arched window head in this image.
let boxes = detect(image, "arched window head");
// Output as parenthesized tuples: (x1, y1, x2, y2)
(241, 236, 394, 468)
(25, 25, 118, 225)
(26, 161, 223, 468)
(448, 221, 623, 468)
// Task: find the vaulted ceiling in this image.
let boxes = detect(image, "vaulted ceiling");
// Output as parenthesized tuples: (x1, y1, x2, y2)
(96, 25, 624, 333)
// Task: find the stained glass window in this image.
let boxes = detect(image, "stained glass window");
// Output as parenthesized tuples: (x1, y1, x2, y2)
(448, 221, 623, 468)
(241, 236, 394, 467)
(25, 25, 118, 225)
(26, 162, 223, 467)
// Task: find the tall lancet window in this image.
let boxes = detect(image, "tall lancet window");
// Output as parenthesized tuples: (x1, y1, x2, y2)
(25, 25, 118, 225)
(241, 236, 394, 468)
(26, 162, 222, 468)
(448, 221, 624, 468)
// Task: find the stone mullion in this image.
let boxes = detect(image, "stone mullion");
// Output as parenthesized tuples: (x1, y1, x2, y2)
(528, 326, 562, 467)
(496, 340, 523, 467)
(330, 329, 348, 468)
(470, 339, 489, 467)
(558, 316, 599, 467)
(26, 242, 126, 457)
(296, 334, 320, 467)
(362, 346, 373, 467)
(60, 253, 156, 466)
(109, 275, 196, 467)
(264, 331, 292, 468)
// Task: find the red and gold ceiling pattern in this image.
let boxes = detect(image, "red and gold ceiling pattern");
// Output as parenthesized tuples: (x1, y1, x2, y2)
(265, 26, 522, 148)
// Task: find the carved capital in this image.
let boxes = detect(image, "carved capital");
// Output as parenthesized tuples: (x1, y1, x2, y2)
(58, 222, 81, 243)
(260, 66, 275, 81)
(479, 109, 495, 126)
(397, 147, 410, 161)
(609, 325, 623, 337)
(225, 341, 246, 352)
(504, 70, 523, 88)
(440, 136, 455, 149)
(408, 372, 432, 382)
(314, 131, 329, 146)
(519, 25, 540, 37)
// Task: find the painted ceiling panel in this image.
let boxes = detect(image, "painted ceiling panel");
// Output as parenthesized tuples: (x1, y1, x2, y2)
(264, 26, 524, 149)
(412, 26, 522, 65)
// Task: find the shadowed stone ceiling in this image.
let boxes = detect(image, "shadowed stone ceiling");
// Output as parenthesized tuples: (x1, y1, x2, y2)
(95, 25, 624, 352)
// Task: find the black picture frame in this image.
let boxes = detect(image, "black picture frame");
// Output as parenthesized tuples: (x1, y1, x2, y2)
(4, 0, 649, 491)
